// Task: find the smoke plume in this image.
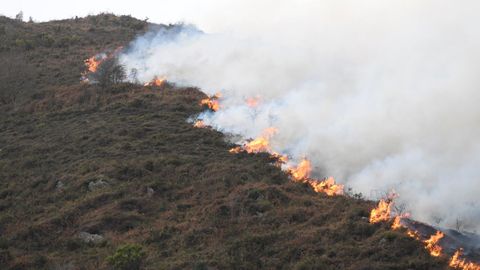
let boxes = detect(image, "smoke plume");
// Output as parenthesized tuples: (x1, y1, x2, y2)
(119, 1, 480, 232)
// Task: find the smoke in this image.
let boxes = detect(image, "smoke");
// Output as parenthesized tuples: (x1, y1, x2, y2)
(119, 1, 480, 232)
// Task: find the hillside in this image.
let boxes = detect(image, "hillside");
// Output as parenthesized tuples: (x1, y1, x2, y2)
(0, 14, 450, 269)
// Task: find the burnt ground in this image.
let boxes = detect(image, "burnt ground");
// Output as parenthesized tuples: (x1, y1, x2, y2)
(0, 14, 451, 269)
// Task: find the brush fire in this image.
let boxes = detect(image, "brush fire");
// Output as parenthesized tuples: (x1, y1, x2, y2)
(200, 93, 221, 111)
(144, 76, 166, 87)
(246, 96, 260, 108)
(227, 127, 343, 196)
(81, 46, 480, 269)
(81, 47, 123, 83)
(371, 195, 480, 268)
(193, 120, 206, 128)
(450, 250, 480, 270)
(191, 84, 480, 269)
(81, 53, 107, 82)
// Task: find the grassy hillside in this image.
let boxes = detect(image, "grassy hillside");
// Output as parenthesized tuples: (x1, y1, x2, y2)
(0, 14, 449, 269)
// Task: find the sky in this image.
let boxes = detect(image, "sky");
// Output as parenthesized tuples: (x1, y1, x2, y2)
(1, 0, 279, 33)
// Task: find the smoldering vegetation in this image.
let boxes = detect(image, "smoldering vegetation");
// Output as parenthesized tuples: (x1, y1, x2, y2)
(119, 1, 480, 233)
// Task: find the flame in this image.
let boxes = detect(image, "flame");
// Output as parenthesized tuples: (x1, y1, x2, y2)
(391, 214, 421, 240)
(144, 76, 166, 87)
(309, 176, 344, 196)
(84, 56, 103, 73)
(424, 231, 444, 257)
(200, 92, 221, 111)
(246, 96, 260, 108)
(450, 250, 480, 270)
(193, 120, 206, 128)
(287, 160, 344, 196)
(407, 230, 421, 240)
(81, 47, 123, 82)
(391, 216, 403, 230)
(369, 199, 394, 223)
(230, 127, 278, 154)
(288, 158, 312, 181)
(271, 152, 289, 164)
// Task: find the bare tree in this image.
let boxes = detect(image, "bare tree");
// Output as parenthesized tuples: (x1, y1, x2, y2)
(455, 219, 464, 232)
(15, 11, 23, 21)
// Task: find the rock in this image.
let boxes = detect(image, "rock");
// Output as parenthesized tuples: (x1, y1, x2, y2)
(146, 187, 155, 197)
(379, 238, 387, 246)
(78, 232, 105, 244)
(56, 181, 65, 190)
(88, 179, 109, 191)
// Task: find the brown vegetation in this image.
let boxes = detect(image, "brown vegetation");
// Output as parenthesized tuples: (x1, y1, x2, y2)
(0, 14, 451, 269)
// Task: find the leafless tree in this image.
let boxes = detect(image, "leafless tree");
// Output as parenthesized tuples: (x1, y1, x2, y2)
(15, 11, 23, 21)
(455, 219, 464, 232)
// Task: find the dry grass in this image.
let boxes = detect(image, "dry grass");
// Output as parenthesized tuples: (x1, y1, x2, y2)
(0, 14, 450, 270)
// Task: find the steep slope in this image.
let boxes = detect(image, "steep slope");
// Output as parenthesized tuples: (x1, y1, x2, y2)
(0, 15, 450, 269)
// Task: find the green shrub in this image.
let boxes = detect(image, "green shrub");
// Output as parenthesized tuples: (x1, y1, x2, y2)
(106, 244, 146, 270)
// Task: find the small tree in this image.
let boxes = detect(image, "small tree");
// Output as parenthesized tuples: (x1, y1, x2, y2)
(129, 68, 139, 84)
(92, 58, 126, 88)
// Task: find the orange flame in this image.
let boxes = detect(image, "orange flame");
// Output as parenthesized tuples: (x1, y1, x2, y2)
(84, 56, 103, 73)
(287, 160, 343, 196)
(271, 152, 289, 164)
(246, 96, 260, 108)
(230, 127, 278, 154)
(288, 158, 312, 181)
(81, 47, 123, 82)
(407, 230, 421, 240)
(369, 199, 394, 223)
(450, 250, 480, 270)
(200, 92, 221, 111)
(228, 128, 287, 164)
(144, 76, 166, 87)
(391, 216, 420, 240)
(193, 120, 206, 128)
(391, 216, 403, 230)
(424, 231, 444, 257)
(309, 177, 344, 196)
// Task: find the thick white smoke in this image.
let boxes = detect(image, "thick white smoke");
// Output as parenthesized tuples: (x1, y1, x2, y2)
(120, 1, 480, 232)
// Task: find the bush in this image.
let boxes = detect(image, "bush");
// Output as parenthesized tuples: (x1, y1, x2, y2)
(91, 58, 126, 88)
(106, 244, 146, 270)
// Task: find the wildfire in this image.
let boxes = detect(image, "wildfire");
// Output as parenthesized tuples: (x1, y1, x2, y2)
(288, 158, 312, 181)
(450, 250, 480, 270)
(407, 230, 421, 240)
(271, 152, 289, 164)
(200, 92, 221, 111)
(228, 127, 288, 165)
(391, 216, 403, 230)
(287, 160, 344, 196)
(309, 177, 344, 196)
(229, 127, 278, 154)
(424, 231, 444, 257)
(81, 47, 123, 83)
(369, 199, 394, 223)
(144, 76, 166, 87)
(381, 196, 480, 267)
(193, 120, 206, 128)
(246, 96, 260, 108)
(84, 55, 104, 73)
